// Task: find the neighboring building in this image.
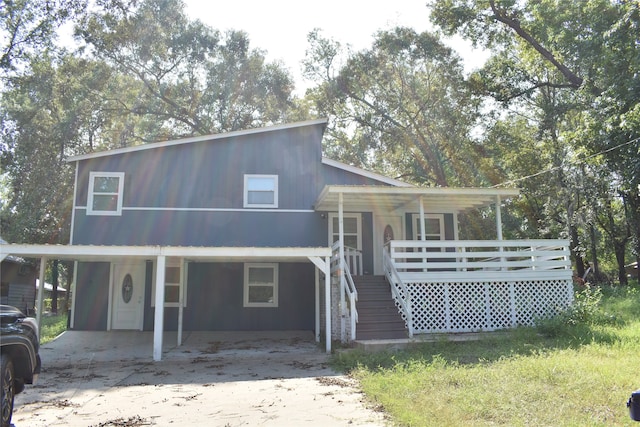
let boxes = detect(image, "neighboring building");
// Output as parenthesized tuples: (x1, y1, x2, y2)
(0, 119, 573, 359)
(626, 262, 639, 279)
(0, 238, 36, 314)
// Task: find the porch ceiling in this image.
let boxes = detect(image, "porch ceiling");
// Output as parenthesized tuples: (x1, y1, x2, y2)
(313, 185, 520, 213)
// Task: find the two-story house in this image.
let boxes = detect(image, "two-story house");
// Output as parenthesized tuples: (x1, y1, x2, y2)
(1, 119, 573, 360)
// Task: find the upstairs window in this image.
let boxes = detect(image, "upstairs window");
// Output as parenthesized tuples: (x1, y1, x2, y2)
(244, 175, 278, 208)
(87, 172, 124, 216)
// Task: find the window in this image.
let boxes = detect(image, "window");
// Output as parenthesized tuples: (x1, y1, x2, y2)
(328, 213, 362, 250)
(151, 259, 187, 308)
(87, 172, 125, 215)
(244, 175, 278, 208)
(244, 263, 278, 307)
(412, 214, 445, 251)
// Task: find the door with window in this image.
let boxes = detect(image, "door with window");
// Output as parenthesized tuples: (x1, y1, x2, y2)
(374, 215, 403, 275)
(111, 262, 145, 330)
(329, 213, 363, 274)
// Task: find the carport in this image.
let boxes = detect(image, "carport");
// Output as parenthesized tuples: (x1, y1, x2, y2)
(0, 243, 333, 360)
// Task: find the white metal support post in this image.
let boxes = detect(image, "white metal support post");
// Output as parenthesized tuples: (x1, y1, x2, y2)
(495, 195, 503, 241)
(338, 191, 346, 341)
(315, 267, 320, 342)
(419, 196, 426, 267)
(153, 255, 166, 361)
(325, 255, 331, 353)
(177, 258, 185, 347)
(36, 257, 46, 339)
(308, 255, 332, 352)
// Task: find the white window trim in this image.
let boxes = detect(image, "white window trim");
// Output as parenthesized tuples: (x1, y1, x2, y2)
(412, 213, 445, 241)
(151, 259, 188, 308)
(243, 263, 279, 308)
(243, 174, 278, 208)
(328, 213, 362, 250)
(87, 171, 125, 216)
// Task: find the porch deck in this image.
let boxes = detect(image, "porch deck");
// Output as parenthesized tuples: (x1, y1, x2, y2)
(334, 239, 574, 341)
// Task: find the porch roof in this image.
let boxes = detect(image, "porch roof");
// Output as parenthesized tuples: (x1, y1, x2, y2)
(313, 185, 520, 212)
(0, 244, 331, 263)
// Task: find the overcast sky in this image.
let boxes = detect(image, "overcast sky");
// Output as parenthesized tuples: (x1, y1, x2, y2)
(182, 0, 487, 94)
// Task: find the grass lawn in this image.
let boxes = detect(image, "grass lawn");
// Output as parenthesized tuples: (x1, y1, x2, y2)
(40, 312, 69, 344)
(332, 281, 640, 426)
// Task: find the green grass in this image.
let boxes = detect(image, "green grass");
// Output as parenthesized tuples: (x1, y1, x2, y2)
(332, 281, 640, 426)
(39, 312, 68, 344)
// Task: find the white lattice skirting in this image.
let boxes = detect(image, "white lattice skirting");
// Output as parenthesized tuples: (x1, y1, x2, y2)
(396, 280, 574, 333)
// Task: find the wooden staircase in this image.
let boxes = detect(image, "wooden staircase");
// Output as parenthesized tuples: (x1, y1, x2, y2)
(354, 275, 408, 340)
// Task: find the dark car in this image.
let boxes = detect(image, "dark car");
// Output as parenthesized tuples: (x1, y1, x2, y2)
(1, 305, 41, 427)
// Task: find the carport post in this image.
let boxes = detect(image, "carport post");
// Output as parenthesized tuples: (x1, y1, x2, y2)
(36, 257, 46, 338)
(153, 255, 166, 361)
(325, 255, 331, 353)
(315, 267, 320, 342)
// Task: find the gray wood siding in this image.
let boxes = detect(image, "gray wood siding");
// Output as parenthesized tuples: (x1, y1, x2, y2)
(73, 262, 110, 330)
(74, 124, 323, 210)
(73, 210, 327, 246)
(143, 262, 315, 331)
(318, 163, 395, 189)
(73, 124, 327, 247)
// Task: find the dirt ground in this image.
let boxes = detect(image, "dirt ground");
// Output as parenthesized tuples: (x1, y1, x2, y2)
(11, 331, 387, 427)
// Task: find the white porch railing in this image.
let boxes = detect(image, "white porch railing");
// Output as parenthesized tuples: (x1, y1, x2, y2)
(331, 242, 360, 341)
(385, 240, 574, 334)
(382, 248, 414, 337)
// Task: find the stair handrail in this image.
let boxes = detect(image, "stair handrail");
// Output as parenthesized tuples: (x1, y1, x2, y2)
(331, 241, 359, 341)
(383, 244, 413, 338)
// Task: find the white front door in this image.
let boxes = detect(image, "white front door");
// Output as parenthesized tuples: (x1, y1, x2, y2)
(374, 215, 404, 275)
(111, 262, 145, 330)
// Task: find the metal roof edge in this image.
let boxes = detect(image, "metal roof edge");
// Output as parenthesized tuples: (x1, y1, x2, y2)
(319, 185, 520, 196)
(320, 158, 414, 187)
(66, 118, 329, 163)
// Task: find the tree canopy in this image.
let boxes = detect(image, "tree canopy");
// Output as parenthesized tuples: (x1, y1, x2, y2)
(1, 0, 638, 284)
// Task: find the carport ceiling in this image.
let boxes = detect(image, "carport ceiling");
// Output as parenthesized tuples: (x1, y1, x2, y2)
(314, 185, 520, 213)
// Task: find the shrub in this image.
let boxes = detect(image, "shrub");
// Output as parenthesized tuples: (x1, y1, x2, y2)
(536, 285, 620, 337)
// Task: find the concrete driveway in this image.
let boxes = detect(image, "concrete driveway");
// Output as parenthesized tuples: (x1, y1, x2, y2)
(12, 331, 387, 426)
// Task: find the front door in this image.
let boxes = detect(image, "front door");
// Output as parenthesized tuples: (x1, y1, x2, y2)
(111, 262, 145, 330)
(374, 215, 404, 275)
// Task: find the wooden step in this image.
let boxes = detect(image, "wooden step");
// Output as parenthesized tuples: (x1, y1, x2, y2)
(353, 275, 407, 340)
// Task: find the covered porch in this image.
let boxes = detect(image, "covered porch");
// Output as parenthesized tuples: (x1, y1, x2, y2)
(0, 244, 333, 360)
(314, 185, 574, 342)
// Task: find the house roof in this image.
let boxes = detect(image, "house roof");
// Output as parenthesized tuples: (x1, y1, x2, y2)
(0, 237, 28, 264)
(321, 158, 414, 187)
(36, 279, 67, 293)
(313, 185, 520, 213)
(66, 118, 329, 162)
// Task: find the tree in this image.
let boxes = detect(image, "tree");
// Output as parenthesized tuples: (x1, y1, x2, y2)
(303, 28, 488, 187)
(429, 0, 640, 282)
(1, 0, 86, 74)
(75, 0, 297, 143)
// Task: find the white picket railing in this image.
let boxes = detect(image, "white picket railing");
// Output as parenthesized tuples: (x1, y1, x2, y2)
(384, 240, 574, 334)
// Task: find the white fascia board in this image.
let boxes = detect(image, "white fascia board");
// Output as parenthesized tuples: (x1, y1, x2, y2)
(66, 118, 329, 163)
(0, 244, 331, 261)
(321, 158, 414, 187)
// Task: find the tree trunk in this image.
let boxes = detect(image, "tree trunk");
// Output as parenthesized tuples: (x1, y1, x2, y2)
(569, 221, 585, 278)
(52, 259, 59, 314)
(589, 223, 600, 280)
(613, 243, 628, 286)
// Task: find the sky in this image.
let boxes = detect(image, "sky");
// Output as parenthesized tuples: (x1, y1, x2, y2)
(182, 0, 488, 94)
